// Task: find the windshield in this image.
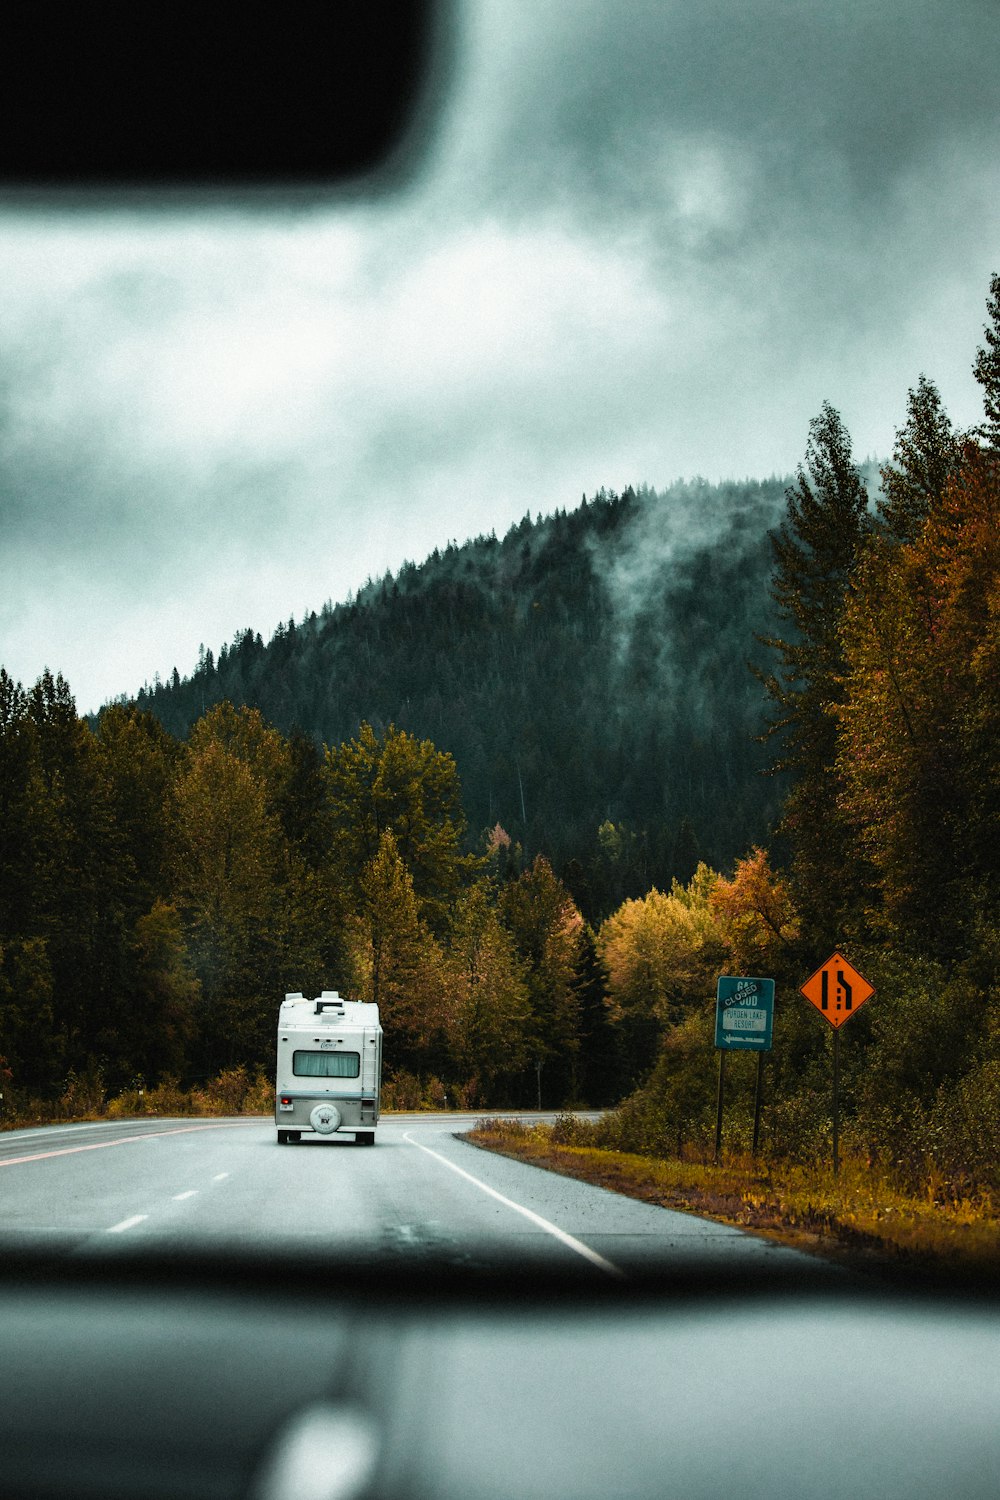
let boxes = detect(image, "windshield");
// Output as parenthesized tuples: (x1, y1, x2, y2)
(1, 0, 999, 1290)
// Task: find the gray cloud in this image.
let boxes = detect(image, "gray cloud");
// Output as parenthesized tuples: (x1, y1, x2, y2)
(457, 0, 998, 221)
(0, 0, 998, 712)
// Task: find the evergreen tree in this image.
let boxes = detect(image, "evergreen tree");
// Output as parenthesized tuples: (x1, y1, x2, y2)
(571, 923, 625, 1106)
(838, 443, 1000, 948)
(0, 936, 63, 1094)
(0, 669, 43, 936)
(95, 704, 177, 918)
(973, 270, 1000, 449)
(758, 403, 871, 944)
(879, 374, 961, 544)
(277, 730, 333, 869)
(26, 671, 126, 1074)
(127, 899, 200, 1080)
(499, 855, 584, 1102)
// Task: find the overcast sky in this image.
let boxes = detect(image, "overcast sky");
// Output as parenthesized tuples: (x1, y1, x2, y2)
(2, 0, 999, 714)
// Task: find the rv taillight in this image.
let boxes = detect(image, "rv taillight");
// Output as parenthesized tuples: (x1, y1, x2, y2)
(280, 1096, 292, 1105)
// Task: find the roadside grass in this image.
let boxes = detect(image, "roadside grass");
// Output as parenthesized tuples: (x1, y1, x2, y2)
(467, 1118, 1000, 1282)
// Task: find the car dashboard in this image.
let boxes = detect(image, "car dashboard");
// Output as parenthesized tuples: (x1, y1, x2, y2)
(1, 1248, 998, 1500)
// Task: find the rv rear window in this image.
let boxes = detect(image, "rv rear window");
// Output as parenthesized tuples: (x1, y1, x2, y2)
(292, 1050, 361, 1078)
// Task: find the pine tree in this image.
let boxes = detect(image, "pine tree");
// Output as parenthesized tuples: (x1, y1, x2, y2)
(973, 271, 1000, 449)
(96, 704, 177, 918)
(758, 402, 871, 944)
(27, 671, 125, 1073)
(879, 374, 961, 544)
(837, 445, 1000, 948)
(0, 669, 42, 936)
(499, 855, 584, 1101)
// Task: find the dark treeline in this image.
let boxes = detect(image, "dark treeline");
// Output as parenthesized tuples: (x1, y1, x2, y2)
(0, 686, 631, 1113)
(127, 477, 795, 920)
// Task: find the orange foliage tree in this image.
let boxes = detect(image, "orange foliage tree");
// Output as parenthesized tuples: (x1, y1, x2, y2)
(710, 846, 799, 976)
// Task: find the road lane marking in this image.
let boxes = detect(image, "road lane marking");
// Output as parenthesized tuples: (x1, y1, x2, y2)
(0, 1121, 134, 1141)
(212, 1173, 230, 1182)
(0, 1121, 254, 1168)
(402, 1131, 624, 1278)
(107, 1214, 148, 1234)
(172, 1190, 198, 1201)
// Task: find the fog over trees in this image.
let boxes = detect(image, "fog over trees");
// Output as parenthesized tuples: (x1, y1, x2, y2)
(131, 472, 797, 913)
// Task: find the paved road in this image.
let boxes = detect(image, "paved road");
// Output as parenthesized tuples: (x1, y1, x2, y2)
(0, 1113, 818, 1277)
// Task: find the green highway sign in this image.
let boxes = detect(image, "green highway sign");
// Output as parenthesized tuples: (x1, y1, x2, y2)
(715, 976, 775, 1051)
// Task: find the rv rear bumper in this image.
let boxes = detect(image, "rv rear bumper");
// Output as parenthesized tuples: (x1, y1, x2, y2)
(274, 1093, 378, 1130)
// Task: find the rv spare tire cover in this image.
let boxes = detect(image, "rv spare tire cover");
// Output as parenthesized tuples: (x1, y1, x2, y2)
(309, 1103, 342, 1135)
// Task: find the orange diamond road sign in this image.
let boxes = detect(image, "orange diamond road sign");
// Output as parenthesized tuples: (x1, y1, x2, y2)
(800, 951, 874, 1028)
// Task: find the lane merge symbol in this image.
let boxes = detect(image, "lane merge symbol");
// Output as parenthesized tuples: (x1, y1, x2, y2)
(799, 952, 874, 1028)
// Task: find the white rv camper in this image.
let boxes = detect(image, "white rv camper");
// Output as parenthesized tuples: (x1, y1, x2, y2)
(275, 991, 382, 1145)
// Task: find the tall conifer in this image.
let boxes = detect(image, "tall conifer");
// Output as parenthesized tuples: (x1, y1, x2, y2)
(973, 271, 1000, 449)
(879, 374, 961, 544)
(758, 402, 871, 944)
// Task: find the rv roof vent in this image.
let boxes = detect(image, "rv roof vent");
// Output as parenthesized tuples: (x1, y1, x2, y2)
(315, 991, 345, 1014)
(284, 991, 305, 1002)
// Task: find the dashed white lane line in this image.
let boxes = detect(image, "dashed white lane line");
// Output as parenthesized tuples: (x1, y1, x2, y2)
(107, 1214, 148, 1234)
(104, 1172, 227, 1233)
(402, 1131, 624, 1279)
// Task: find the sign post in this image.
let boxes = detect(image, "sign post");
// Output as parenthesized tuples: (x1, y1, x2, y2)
(714, 1051, 727, 1165)
(799, 952, 874, 1175)
(751, 1053, 765, 1156)
(714, 977, 775, 1161)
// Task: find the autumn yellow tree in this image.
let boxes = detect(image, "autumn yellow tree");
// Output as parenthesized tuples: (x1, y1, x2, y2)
(325, 722, 478, 932)
(447, 883, 531, 1099)
(170, 717, 288, 1065)
(348, 828, 453, 1070)
(172, 740, 278, 972)
(597, 863, 725, 1057)
(710, 847, 799, 976)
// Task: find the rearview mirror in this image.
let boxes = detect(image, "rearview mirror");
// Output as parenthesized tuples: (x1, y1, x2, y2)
(0, 2, 446, 189)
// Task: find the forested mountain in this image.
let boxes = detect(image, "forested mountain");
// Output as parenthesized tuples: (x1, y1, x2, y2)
(127, 477, 796, 917)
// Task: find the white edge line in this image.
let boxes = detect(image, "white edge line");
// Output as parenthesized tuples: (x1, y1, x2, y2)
(172, 1190, 198, 1201)
(402, 1131, 624, 1279)
(107, 1214, 148, 1234)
